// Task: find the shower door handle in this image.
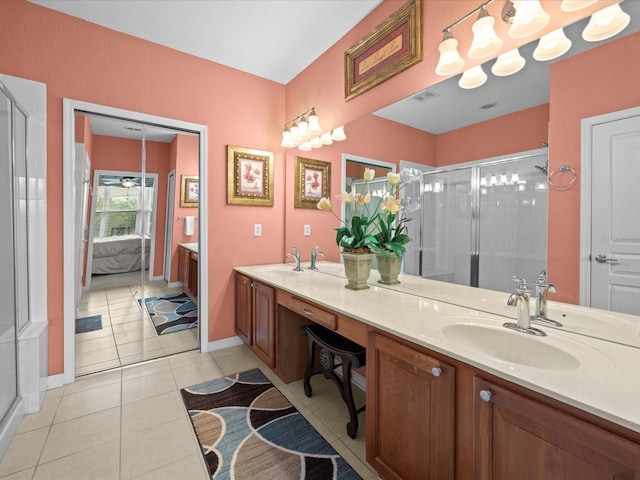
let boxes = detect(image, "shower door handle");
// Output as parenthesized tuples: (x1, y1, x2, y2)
(595, 254, 618, 264)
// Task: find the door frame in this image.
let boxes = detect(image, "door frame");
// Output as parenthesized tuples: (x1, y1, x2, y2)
(163, 170, 175, 283)
(579, 105, 640, 307)
(63, 98, 209, 385)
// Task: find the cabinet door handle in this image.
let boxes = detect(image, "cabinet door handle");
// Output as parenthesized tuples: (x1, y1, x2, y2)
(303, 309, 313, 315)
(431, 367, 442, 377)
(250, 282, 254, 288)
(479, 390, 492, 402)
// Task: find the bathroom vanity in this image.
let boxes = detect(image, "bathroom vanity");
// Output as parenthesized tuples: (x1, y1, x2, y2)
(178, 243, 198, 297)
(234, 263, 640, 479)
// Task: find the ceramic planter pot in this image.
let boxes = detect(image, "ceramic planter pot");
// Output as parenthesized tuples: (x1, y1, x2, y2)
(342, 251, 375, 290)
(376, 251, 402, 285)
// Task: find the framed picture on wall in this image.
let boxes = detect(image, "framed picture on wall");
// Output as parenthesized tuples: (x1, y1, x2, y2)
(180, 175, 199, 207)
(227, 145, 274, 206)
(294, 156, 330, 209)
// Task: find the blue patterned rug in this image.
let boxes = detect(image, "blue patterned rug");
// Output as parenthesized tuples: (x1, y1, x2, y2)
(75, 314, 102, 334)
(140, 292, 198, 335)
(181, 369, 362, 480)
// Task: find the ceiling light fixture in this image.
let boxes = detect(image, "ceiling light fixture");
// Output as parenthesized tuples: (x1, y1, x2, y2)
(280, 107, 347, 150)
(582, 2, 631, 42)
(533, 28, 572, 61)
(121, 178, 136, 188)
(435, 30, 466, 76)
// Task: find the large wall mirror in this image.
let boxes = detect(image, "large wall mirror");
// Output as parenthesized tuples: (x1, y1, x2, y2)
(284, 2, 640, 348)
(62, 100, 209, 382)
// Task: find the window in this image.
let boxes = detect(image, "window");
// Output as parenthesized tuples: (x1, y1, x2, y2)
(93, 183, 154, 238)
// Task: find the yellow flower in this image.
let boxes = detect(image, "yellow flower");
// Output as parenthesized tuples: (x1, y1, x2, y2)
(387, 172, 401, 186)
(381, 196, 403, 214)
(363, 167, 375, 182)
(316, 197, 332, 211)
(336, 192, 353, 204)
(355, 192, 371, 205)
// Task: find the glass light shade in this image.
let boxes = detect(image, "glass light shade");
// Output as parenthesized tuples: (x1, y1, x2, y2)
(458, 65, 487, 89)
(582, 3, 630, 42)
(533, 28, 572, 61)
(290, 122, 299, 140)
(309, 136, 322, 148)
(561, 0, 597, 12)
(298, 141, 312, 151)
(435, 35, 465, 76)
(280, 130, 294, 148)
(121, 178, 136, 188)
(468, 12, 503, 59)
(320, 132, 333, 145)
(297, 117, 309, 137)
(491, 48, 526, 76)
(509, 0, 550, 38)
(331, 126, 346, 141)
(308, 113, 321, 135)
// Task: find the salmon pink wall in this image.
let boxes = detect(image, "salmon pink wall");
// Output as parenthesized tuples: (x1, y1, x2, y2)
(1, 0, 285, 376)
(90, 135, 170, 278)
(436, 104, 550, 167)
(285, 114, 434, 259)
(548, 32, 640, 304)
(170, 134, 200, 283)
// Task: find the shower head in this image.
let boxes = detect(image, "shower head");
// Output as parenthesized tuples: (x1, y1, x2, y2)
(535, 162, 548, 176)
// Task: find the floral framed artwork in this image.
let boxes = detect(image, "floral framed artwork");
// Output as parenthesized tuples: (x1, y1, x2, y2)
(344, 0, 422, 101)
(180, 175, 199, 207)
(227, 145, 274, 206)
(294, 156, 330, 209)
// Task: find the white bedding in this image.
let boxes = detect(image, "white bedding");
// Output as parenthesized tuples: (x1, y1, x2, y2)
(92, 234, 151, 274)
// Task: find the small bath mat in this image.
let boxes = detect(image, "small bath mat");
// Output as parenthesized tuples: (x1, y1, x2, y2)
(75, 314, 103, 334)
(140, 292, 198, 335)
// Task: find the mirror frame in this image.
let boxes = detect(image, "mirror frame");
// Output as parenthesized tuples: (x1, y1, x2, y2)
(62, 98, 209, 384)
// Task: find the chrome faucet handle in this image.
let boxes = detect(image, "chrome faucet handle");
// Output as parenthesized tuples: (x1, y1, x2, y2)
(285, 246, 303, 271)
(310, 246, 325, 270)
(512, 276, 530, 294)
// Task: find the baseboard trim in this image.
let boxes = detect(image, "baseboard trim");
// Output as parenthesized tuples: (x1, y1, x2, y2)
(205, 336, 244, 352)
(47, 373, 65, 390)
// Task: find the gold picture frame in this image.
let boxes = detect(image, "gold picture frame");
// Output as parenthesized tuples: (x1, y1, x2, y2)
(227, 145, 274, 206)
(344, 0, 422, 101)
(294, 156, 330, 209)
(180, 175, 199, 208)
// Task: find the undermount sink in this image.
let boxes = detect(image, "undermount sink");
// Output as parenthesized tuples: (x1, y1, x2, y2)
(441, 323, 581, 371)
(254, 265, 303, 278)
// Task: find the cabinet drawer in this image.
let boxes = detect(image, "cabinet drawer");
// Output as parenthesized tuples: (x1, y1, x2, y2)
(288, 296, 337, 330)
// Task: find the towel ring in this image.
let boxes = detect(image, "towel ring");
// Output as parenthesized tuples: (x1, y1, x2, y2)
(549, 165, 577, 189)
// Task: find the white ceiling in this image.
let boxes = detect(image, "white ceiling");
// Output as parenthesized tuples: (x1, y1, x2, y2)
(29, 0, 383, 85)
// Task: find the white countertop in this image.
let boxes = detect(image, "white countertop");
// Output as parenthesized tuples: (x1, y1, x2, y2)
(179, 242, 198, 254)
(234, 261, 640, 434)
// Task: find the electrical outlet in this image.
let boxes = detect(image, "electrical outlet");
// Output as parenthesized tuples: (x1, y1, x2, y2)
(254, 224, 262, 237)
(304, 224, 311, 236)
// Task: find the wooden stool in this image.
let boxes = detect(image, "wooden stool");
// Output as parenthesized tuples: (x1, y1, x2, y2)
(302, 323, 366, 438)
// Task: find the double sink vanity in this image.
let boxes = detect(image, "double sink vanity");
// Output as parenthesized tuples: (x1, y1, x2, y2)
(234, 261, 640, 479)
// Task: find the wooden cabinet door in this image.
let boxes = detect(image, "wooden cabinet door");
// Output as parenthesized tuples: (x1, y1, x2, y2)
(179, 247, 190, 291)
(234, 273, 253, 345)
(367, 332, 455, 480)
(473, 377, 640, 479)
(252, 281, 275, 367)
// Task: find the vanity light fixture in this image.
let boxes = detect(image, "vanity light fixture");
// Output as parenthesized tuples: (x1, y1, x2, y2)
(491, 48, 526, 76)
(533, 28, 572, 61)
(468, 7, 503, 59)
(582, 2, 631, 42)
(508, 0, 550, 39)
(280, 107, 346, 150)
(459, 65, 488, 89)
(435, 30, 466, 76)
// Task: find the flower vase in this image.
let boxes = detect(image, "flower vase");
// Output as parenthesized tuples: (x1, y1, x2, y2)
(376, 251, 402, 285)
(342, 251, 375, 290)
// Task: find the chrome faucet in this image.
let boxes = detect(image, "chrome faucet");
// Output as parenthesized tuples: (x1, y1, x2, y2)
(504, 276, 546, 336)
(285, 246, 302, 271)
(530, 270, 562, 327)
(309, 246, 325, 270)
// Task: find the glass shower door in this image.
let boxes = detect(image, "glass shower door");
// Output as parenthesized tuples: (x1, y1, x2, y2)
(421, 168, 473, 284)
(0, 88, 19, 426)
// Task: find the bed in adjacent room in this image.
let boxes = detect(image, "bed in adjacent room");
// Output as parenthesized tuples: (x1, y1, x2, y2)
(92, 234, 151, 274)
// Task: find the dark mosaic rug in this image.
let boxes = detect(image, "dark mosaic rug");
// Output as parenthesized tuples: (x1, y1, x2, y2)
(139, 292, 197, 335)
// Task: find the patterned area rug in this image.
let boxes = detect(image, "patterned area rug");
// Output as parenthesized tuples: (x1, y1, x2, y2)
(75, 314, 102, 334)
(140, 292, 197, 335)
(181, 369, 362, 480)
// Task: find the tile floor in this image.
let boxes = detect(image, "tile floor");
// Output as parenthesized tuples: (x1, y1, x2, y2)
(0, 345, 376, 480)
(76, 279, 198, 376)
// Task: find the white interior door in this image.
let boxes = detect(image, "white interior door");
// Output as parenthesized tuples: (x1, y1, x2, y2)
(590, 114, 640, 315)
(164, 171, 175, 282)
(75, 145, 90, 299)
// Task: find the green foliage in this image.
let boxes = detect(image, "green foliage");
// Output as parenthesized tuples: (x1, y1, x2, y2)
(335, 213, 378, 252)
(369, 212, 411, 259)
